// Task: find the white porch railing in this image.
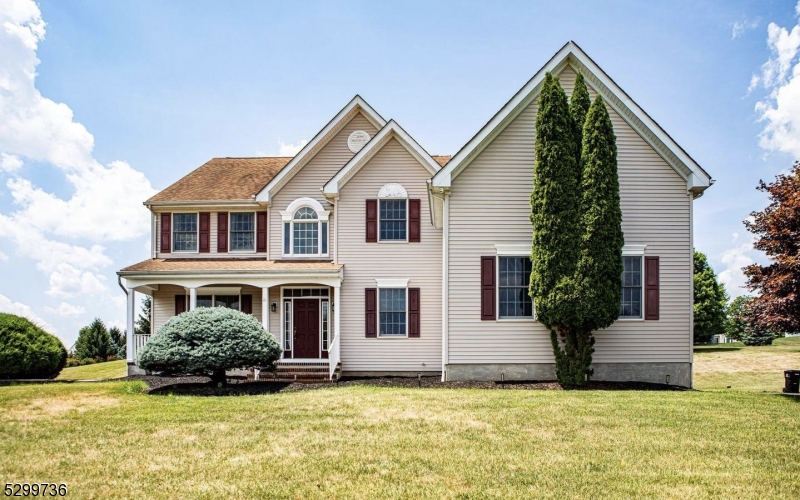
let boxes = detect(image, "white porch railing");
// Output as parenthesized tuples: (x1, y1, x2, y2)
(328, 332, 340, 380)
(132, 334, 150, 360)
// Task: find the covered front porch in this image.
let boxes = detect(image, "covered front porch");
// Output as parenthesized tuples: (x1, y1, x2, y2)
(118, 259, 343, 380)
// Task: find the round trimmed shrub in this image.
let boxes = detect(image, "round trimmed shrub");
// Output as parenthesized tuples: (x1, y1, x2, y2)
(0, 313, 67, 379)
(136, 307, 281, 385)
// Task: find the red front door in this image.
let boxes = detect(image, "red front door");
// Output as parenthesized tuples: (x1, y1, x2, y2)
(293, 299, 320, 358)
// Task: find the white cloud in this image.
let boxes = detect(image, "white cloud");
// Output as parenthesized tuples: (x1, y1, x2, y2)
(732, 17, 760, 40)
(0, 251, 7, 262)
(717, 232, 757, 299)
(0, 0, 155, 303)
(277, 139, 308, 157)
(46, 302, 85, 318)
(751, 3, 800, 157)
(0, 293, 56, 333)
(0, 153, 23, 172)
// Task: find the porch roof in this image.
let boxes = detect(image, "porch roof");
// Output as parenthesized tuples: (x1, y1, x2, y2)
(119, 258, 341, 276)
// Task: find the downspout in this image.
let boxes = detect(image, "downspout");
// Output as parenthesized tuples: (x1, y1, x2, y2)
(118, 275, 128, 296)
(441, 191, 449, 381)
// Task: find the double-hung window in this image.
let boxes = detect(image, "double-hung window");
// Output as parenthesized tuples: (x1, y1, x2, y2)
(379, 199, 407, 241)
(379, 288, 407, 336)
(172, 213, 198, 252)
(230, 212, 255, 252)
(620, 256, 643, 319)
(196, 294, 240, 311)
(498, 256, 533, 318)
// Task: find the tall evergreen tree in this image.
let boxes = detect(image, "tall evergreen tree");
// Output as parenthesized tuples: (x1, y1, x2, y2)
(74, 318, 113, 361)
(135, 296, 152, 337)
(693, 250, 728, 343)
(530, 73, 583, 383)
(570, 71, 591, 171)
(725, 295, 752, 342)
(109, 326, 126, 358)
(569, 94, 624, 381)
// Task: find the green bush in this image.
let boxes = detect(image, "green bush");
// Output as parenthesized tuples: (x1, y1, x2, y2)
(137, 307, 281, 385)
(65, 357, 81, 368)
(0, 313, 67, 379)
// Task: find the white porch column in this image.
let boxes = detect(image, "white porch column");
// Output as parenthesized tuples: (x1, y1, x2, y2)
(261, 287, 270, 332)
(333, 284, 341, 341)
(126, 288, 135, 363)
(189, 287, 197, 310)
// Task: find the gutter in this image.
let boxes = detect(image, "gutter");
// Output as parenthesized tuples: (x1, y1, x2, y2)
(144, 199, 265, 208)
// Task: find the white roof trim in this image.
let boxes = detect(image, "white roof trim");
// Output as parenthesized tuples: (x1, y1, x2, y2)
(323, 120, 441, 197)
(431, 41, 712, 195)
(256, 95, 386, 203)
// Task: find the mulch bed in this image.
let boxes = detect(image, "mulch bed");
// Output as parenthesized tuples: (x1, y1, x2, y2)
(127, 374, 688, 396)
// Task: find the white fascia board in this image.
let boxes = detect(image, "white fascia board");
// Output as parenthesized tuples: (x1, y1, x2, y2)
(256, 95, 387, 203)
(323, 120, 441, 196)
(432, 41, 712, 192)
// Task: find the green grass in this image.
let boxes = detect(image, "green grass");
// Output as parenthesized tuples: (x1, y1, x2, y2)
(56, 360, 127, 380)
(1, 382, 799, 499)
(693, 336, 800, 391)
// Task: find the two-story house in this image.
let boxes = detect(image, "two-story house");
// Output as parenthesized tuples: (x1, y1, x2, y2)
(119, 42, 712, 386)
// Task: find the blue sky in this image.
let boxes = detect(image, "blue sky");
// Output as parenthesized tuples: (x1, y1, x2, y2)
(1, 0, 799, 348)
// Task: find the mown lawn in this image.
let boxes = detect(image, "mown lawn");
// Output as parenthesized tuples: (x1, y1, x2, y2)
(693, 336, 800, 391)
(56, 360, 127, 380)
(1, 381, 798, 499)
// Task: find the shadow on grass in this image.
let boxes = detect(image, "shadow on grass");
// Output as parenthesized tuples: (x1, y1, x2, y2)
(148, 381, 297, 396)
(694, 346, 743, 353)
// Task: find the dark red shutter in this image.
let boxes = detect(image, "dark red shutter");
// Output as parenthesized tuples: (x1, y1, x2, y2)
(409, 199, 421, 243)
(241, 294, 253, 315)
(365, 288, 377, 337)
(366, 200, 377, 243)
(175, 295, 186, 315)
(199, 212, 210, 253)
(481, 256, 496, 320)
(256, 212, 267, 252)
(408, 287, 420, 337)
(645, 256, 660, 320)
(217, 212, 228, 253)
(160, 213, 171, 253)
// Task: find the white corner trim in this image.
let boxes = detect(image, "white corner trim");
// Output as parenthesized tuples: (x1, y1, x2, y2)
(378, 183, 408, 198)
(375, 278, 409, 288)
(256, 95, 386, 203)
(281, 197, 330, 221)
(495, 243, 532, 256)
(189, 286, 242, 295)
(622, 244, 647, 256)
(323, 119, 441, 196)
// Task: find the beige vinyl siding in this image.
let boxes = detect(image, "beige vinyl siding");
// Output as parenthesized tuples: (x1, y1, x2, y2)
(150, 285, 265, 336)
(269, 112, 378, 260)
(338, 138, 443, 372)
(447, 65, 692, 365)
(154, 207, 266, 259)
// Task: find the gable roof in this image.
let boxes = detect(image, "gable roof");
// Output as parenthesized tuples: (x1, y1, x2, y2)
(322, 120, 442, 197)
(145, 157, 290, 206)
(255, 95, 387, 204)
(431, 41, 713, 197)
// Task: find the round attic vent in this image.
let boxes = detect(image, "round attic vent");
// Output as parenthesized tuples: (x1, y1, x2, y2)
(347, 130, 371, 153)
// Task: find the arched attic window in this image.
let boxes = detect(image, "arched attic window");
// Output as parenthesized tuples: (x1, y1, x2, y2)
(281, 198, 330, 257)
(378, 183, 408, 241)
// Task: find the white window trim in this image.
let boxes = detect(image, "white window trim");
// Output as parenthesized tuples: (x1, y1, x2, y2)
(496, 255, 535, 322)
(279, 286, 331, 358)
(619, 254, 645, 321)
(228, 211, 257, 254)
(378, 184, 409, 243)
(375, 281, 409, 338)
(494, 243, 531, 256)
(378, 198, 409, 243)
(281, 198, 330, 258)
(172, 212, 199, 253)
